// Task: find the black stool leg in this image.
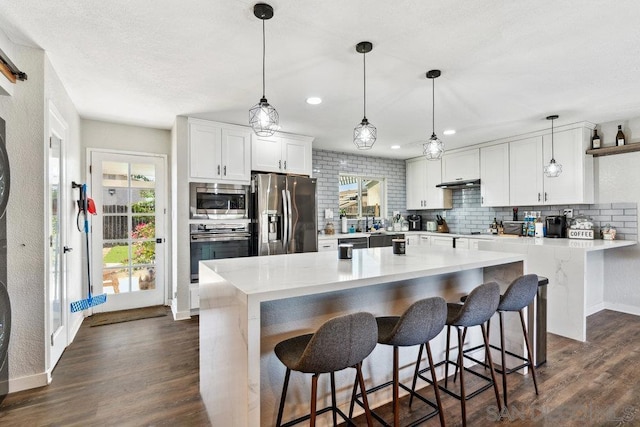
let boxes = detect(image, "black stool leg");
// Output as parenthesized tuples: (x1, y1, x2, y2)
(499, 311, 508, 407)
(310, 373, 319, 427)
(453, 326, 468, 383)
(348, 370, 359, 418)
(457, 327, 467, 427)
(409, 343, 424, 408)
(331, 372, 338, 426)
(393, 346, 400, 427)
(520, 309, 539, 395)
(276, 368, 291, 427)
(481, 323, 503, 413)
(444, 325, 451, 388)
(425, 342, 446, 427)
(355, 362, 374, 427)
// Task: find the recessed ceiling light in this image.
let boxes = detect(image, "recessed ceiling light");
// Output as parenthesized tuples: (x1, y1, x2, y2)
(391, 145, 401, 149)
(306, 97, 322, 105)
(443, 129, 456, 135)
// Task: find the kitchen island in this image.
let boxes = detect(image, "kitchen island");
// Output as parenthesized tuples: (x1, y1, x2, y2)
(199, 246, 525, 426)
(479, 238, 636, 341)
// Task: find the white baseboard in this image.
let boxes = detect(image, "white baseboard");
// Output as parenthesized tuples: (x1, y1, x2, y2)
(171, 299, 191, 321)
(9, 372, 49, 393)
(604, 302, 640, 316)
(69, 313, 85, 343)
(586, 302, 606, 316)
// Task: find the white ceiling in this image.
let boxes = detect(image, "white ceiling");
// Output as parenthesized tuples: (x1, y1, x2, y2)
(2, 1, 640, 159)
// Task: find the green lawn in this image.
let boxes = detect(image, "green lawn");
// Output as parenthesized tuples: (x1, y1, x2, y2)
(103, 245, 129, 264)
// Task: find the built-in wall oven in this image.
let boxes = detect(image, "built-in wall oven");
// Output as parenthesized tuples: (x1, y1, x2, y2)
(190, 223, 251, 283)
(189, 182, 248, 220)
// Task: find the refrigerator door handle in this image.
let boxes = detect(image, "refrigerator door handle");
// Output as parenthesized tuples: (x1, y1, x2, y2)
(282, 189, 288, 251)
(286, 189, 293, 251)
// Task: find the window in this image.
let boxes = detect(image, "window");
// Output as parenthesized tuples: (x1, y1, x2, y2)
(339, 174, 385, 218)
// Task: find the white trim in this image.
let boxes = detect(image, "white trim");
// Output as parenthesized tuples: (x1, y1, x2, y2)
(171, 299, 191, 320)
(68, 312, 85, 343)
(603, 302, 640, 317)
(586, 302, 606, 316)
(9, 372, 49, 393)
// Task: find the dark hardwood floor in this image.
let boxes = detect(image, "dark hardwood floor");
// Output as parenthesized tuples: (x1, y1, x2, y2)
(1, 309, 639, 426)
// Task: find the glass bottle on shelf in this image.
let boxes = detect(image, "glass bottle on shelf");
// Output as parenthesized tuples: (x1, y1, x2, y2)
(616, 125, 626, 146)
(591, 129, 601, 149)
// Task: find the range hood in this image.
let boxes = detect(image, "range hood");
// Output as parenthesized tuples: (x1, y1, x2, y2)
(436, 179, 481, 189)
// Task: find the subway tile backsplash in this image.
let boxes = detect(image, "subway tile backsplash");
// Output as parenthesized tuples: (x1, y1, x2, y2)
(313, 149, 407, 227)
(411, 186, 638, 241)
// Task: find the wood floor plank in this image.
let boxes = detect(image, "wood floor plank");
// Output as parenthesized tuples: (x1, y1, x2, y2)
(1, 309, 639, 426)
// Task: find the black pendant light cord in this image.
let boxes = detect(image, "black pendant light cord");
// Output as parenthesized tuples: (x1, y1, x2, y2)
(551, 117, 555, 159)
(262, 19, 266, 99)
(363, 51, 367, 119)
(431, 77, 435, 136)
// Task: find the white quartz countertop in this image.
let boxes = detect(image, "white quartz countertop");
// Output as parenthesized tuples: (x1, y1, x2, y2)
(480, 237, 636, 251)
(200, 246, 525, 302)
(319, 231, 495, 241)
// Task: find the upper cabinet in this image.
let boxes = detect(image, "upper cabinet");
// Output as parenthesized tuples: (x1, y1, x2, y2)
(252, 133, 313, 176)
(442, 149, 480, 183)
(480, 143, 510, 207)
(406, 157, 452, 210)
(509, 127, 593, 205)
(188, 119, 251, 184)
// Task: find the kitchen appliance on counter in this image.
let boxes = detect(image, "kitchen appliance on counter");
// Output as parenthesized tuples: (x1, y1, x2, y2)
(503, 221, 525, 236)
(545, 215, 567, 238)
(190, 222, 251, 283)
(251, 173, 317, 256)
(407, 214, 422, 231)
(189, 182, 248, 220)
(426, 220, 438, 232)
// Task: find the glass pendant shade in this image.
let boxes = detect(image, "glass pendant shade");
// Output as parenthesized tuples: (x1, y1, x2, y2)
(249, 3, 279, 137)
(544, 114, 562, 178)
(544, 158, 562, 177)
(353, 117, 377, 150)
(423, 133, 444, 160)
(249, 97, 279, 137)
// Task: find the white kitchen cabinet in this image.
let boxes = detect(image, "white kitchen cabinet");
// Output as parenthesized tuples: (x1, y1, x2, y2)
(405, 235, 419, 246)
(418, 234, 431, 246)
(454, 237, 469, 249)
(509, 126, 593, 205)
(468, 238, 482, 250)
(405, 157, 452, 210)
(430, 235, 453, 248)
(441, 149, 480, 183)
(188, 119, 251, 184)
(480, 143, 510, 207)
(252, 133, 313, 176)
(318, 240, 337, 252)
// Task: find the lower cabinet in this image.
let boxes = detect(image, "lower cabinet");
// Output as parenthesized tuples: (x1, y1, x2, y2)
(430, 236, 454, 247)
(318, 240, 338, 252)
(406, 235, 419, 246)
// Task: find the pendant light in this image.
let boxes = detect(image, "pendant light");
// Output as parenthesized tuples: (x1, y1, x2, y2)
(249, 3, 279, 137)
(544, 114, 562, 178)
(423, 69, 444, 160)
(353, 41, 377, 150)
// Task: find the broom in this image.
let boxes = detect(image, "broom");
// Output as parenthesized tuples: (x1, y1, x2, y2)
(71, 183, 107, 312)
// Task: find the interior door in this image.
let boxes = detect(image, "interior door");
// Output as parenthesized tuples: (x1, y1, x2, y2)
(90, 151, 166, 312)
(48, 133, 67, 370)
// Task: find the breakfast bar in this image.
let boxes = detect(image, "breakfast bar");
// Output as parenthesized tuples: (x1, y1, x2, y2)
(199, 246, 526, 426)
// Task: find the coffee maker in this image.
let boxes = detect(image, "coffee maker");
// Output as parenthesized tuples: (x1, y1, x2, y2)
(407, 214, 422, 231)
(545, 215, 567, 238)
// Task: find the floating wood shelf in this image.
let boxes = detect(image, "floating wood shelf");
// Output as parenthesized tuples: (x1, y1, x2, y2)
(586, 143, 640, 157)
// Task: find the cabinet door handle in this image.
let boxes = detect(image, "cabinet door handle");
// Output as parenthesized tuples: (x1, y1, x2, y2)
(224, 165, 227, 176)
(538, 193, 541, 202)
(279, 160, 282, 170)
(284, 160, 287, 170)
(217, 165, 221, 175)
(482, 196, 484, 204)
(544, 192, 548, 202)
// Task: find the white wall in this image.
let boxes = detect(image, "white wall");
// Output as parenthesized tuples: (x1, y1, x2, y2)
(0, 38, 82, 391)
(594, 117, 640, 313)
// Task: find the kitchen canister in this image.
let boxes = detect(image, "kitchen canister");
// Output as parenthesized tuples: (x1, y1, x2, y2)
(392, 238, 406, 255)
(338, 243, 353, 259)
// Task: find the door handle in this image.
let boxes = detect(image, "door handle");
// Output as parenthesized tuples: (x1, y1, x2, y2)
(278, 160, 282, 170)
(538, 193, 541, 202)
(284, 160, 287, 170)
(156, 238, 164, 244)
(544, 192, 548, 202)
(217, 165, 221, 175)
(224, 165, 227, 176)
(63, 246, 73, 253)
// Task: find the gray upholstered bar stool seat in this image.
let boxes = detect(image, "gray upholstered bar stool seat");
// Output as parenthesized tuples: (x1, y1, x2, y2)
(412, 282, 503, 427)
(350, 297, 447, 426)
(459, 274, 540, 407)
(274, 312, 378, 427)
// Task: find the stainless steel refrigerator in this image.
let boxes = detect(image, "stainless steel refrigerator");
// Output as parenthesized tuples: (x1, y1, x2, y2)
(251, 173, 318, 256)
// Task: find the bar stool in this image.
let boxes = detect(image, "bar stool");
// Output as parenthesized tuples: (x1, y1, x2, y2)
(458, 274, 539, 407)
(412, 282, 502, 427)
(274, 312, 378, 427)
(350, 297, 447, 426)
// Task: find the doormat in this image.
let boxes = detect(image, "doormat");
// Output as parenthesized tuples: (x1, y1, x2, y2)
(89, 305, 168, 327)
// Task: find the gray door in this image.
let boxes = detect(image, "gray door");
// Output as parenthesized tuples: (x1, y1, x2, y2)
(286, 176, 317, 253)
(255, 173, 286, 256)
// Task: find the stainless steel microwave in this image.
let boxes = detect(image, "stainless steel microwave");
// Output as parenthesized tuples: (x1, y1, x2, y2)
(189, 182, 248, 219)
